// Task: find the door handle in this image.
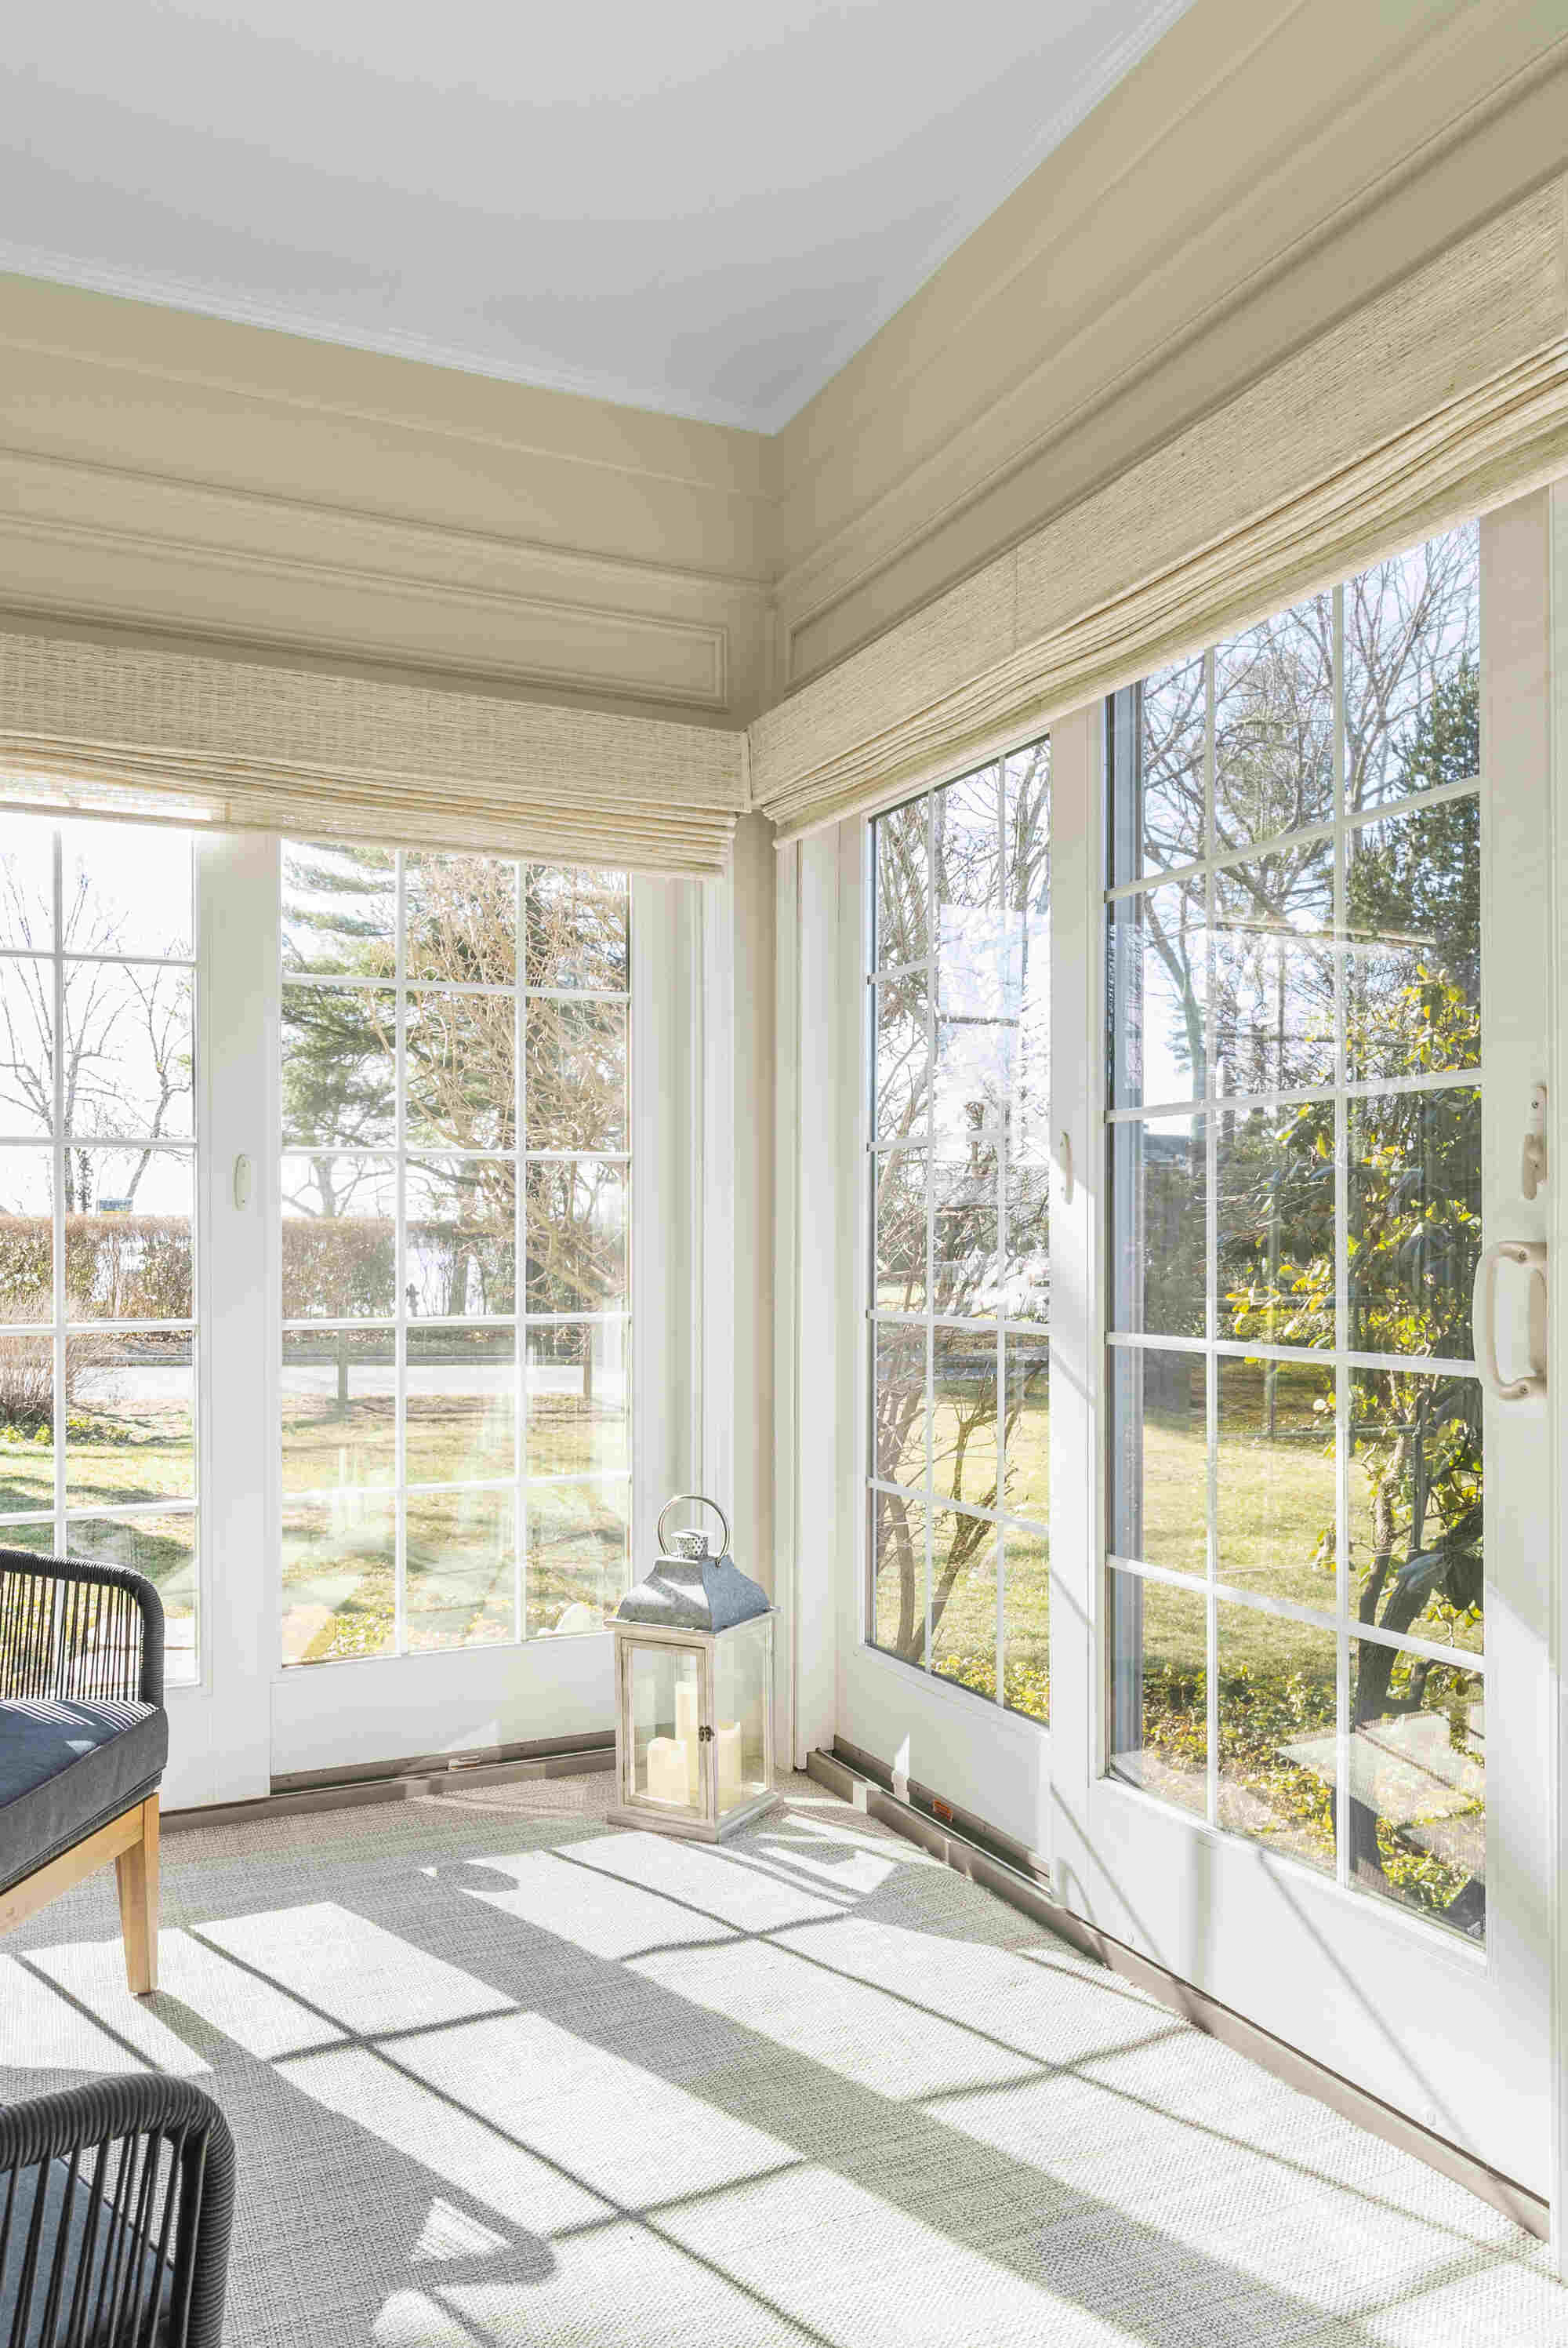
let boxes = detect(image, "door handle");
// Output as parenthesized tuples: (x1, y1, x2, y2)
(1471, 1239, 1548, 1402)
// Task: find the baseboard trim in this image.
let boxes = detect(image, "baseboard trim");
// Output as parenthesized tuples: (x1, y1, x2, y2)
(164, 1736, 615, 1835)
(811, 1743, 1550, 2243)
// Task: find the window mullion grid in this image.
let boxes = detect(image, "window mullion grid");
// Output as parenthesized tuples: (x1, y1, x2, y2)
(1333, 581, 1352, 1893)
(394, 851, 408, 1658)
(1203, 649, 1219, 1830)
(514, 865, 527, 1646)
(51, 831, 65, 1550)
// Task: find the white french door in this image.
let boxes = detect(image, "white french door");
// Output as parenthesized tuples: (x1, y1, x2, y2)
(832, 488, 1563, 2193)
(0, 820, 710, 1806)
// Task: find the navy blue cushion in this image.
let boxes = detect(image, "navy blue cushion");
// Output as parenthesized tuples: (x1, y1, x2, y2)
(0, 1699, 166, 1895)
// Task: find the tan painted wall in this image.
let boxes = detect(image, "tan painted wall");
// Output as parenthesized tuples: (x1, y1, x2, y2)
(2, 1, 1566, 736)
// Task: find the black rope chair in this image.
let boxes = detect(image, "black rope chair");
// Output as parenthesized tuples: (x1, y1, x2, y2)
(0, 2077, 234, 2347)
(1, 1552, 167, 1995)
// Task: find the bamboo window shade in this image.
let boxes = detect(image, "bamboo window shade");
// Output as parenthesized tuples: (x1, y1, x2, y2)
(0, 631, 747, 876)
(750, 180, 1568, 841)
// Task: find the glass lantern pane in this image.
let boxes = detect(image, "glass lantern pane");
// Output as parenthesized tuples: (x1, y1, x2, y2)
(628, 1642, 705, 1816)
(713, 1616, 771, 1816)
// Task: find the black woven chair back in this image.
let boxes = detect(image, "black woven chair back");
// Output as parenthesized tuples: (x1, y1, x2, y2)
(0, 2077, 234, 2348)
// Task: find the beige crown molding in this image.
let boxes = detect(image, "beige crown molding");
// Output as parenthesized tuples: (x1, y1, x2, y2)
(772, 5, 1568, 689)
(0, 442, 772, 719)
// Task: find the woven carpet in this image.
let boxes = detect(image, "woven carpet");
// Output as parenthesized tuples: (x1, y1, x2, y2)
(1, 1768, 1561, 2346)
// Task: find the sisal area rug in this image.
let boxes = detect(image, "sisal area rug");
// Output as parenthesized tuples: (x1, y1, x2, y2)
(0, 1768, 1561, 2347)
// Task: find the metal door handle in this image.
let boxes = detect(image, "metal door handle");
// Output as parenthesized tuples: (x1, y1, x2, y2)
(1471, 1240, 1548, 1402)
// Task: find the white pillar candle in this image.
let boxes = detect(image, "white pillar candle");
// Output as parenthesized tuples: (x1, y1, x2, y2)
(645, 1735, 689, 1805)
(717, 1720, 744, 1809)
(674, 1681, 701, 1802)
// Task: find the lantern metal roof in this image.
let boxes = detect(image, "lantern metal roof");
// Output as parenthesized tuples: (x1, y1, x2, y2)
(615, 1550, 770, 1635)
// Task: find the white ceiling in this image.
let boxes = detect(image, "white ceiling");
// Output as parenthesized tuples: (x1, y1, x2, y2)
(1, 2, 1192, 433)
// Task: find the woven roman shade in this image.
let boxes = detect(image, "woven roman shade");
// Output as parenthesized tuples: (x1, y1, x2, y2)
(750, 182, 1568, 841)
(0, 631, 747, 875)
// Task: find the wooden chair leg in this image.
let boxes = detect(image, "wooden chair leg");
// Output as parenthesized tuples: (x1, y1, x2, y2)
(114, 1794, 160, 1997)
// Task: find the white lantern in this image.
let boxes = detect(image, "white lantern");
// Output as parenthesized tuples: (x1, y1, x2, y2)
(609, 1493, 776, 1841)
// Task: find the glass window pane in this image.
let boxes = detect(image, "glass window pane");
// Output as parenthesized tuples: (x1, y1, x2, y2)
(281, 1492, 396, 1665)
(407, 1325, 516, 1485)
(63, 962, 194, 1143)
(524, 998, 626, 1154)
(0, 1334, 54, 1509)
(67, 1339, 194, 1510)
(524, 867, 629, 993)
(0, 1150, 54, 1323)
(280, 986, 396, 1147)
(1345, 523, 1479, 814)
(1216, 1103, 1334, 1347)
(870, 1486, 924, 1664)
(1348, 1088, 1479, 1359)
(524, 1477, 629, 1637)
(282, 842, 396, 977)
(934, 988, 1014, 1143)
(1002, 1157, 1049, 1325)
(1213, 845, 1334, 1097)
(873, 1151, 927, 1314)
(873, 970, 929, 1144)
(0, 823, 56, 953)
(932, 1326, 996, 1510)
(281, 1157, 397, 1321)
(0, 959, 54, 1137)
(1108, 1112, 1205, 1338)
(1106, 882, 1205, 1110)
(0, 1518, 56, 1555)
(410, 1158, 517, 1318)
(1004, 741, 1050, 921)
(70, 1510, 196, 1685)
(281, 1328, 396, 1492)
(64, 1151, 193, 1321)
(1349, 1642, 1485, 1939)
(872, 1321, 926, 1491)
(931, 1507, 997, 1701)
(1216, 1602, 1336, 1875)
(1107, 1568, 1207, 1815)
(935, 761, 1002, 922)
(1002, 1525, 1048, 1724)
(406, 989, 516, 1150)
(931, 1144, 1000, 1318)
(524, 1159, 623, 1315)
(1001, 1332, 1047, 1525)
(1215, 1357, 1335, 1608)
(873, 798, 928, 971)
(1214, 596, 1334, 847)
(525, 1322, 629, 1478)
(1111, 656, 1205, 885)
(1349, 1371, 1482, 1655)
(406, 852, 517, 986)
(1109, 1346, 1207, 1576)
(406, 1487, 516, 1650)
(1345, 798, 1479, 1085)
(60, 823, 194, 961)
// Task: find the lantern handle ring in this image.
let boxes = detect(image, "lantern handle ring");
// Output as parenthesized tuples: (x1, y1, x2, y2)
(658, 1492, 731, 1561)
